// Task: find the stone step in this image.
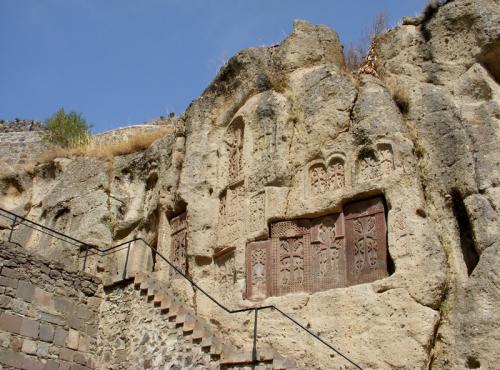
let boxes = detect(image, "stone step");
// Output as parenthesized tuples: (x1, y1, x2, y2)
(177, 309, 195, 326)
(200, 335, 213, 348)
(168, 303, 183, 319)
(153, 292, 168, 305)
(192, 321, 208, 340)
(139, 281, 149, 292)
(210, 337, 223, 355)
(220, 348, 274, 365)
(182, 314, 196, 332)
(134, 271, 148, 285)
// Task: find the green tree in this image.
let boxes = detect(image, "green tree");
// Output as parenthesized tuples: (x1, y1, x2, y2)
(43, 108, 92, 148)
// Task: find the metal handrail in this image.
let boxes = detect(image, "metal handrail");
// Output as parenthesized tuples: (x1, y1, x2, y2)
(0, 206, 364, 369)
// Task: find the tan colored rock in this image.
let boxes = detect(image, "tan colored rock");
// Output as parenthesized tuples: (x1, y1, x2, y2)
(0, 0, 499, 369)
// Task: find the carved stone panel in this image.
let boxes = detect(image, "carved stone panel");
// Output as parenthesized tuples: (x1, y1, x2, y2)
(310, 213, 346, 291)
(246, 196, 389, 300)
(218, 182, 244, 246)
(378, 143, 394, 176)
(246, 240, 272, 301)
(309, 164, 327, 195)
(170, 212, 188, 278)
(344, 197, 388, 286)
(357, 151, 380, 182)
(228, 120, 244, 181)
(328, 157, 345, 190)
(215, 249, 236, 301)
(307, 156, 346, 197)
(248, 191, 265, 233)
(271, 220, 310, 296)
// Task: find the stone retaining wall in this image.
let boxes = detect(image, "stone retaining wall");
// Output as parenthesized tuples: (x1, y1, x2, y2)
(0, 131, 47, 167)
(92, 124, 167, 145)
(0, 241, 102, 370)
(0, 119, 44, 134)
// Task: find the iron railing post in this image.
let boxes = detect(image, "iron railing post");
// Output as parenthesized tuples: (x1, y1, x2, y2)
(122, 241, 132, 280)
(252, 308, 258, 362)
(8, 215, 17, 242)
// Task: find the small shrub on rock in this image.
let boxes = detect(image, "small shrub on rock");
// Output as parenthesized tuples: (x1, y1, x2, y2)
(43, 108, 92, 148)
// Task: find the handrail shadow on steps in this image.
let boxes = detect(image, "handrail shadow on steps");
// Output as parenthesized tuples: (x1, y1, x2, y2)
(0, 206, 364, 370)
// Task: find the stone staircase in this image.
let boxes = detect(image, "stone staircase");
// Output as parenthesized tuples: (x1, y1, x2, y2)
(133, 272, 302, 370)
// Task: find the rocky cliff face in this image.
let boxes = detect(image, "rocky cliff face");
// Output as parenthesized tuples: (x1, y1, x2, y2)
(0, 0, 498, 368)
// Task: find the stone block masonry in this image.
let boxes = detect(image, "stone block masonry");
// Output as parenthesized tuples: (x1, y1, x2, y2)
(0, 241, 102, 369)
(0, 131, 47, 167)
(0, 119, 47, 167)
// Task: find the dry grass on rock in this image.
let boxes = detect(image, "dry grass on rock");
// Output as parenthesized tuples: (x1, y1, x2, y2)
(39, 126, 172, 163)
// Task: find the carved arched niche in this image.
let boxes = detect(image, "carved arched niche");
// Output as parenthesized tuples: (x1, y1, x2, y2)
(377, 142, 395, 175)
(308, 161, 328, 196)
(306, 154, 347, 197)
(355, 143, 395, 183)
(355, 147, 380, 183)
(327, 155, 347, 191)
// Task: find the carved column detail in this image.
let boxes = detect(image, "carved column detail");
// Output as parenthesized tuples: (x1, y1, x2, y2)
(344, 197, 388, 286)
(169, 212, 188, 278)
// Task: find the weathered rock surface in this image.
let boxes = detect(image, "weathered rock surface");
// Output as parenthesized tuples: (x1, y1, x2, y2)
(0, 0, 499, 369)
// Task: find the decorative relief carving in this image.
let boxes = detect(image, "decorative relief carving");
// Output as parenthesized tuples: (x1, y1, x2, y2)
(215, 250, 236, 301)
(345, 197, 388, 286)
(245, 197, 388, 300)
(310, 214, 346, 290)
(246, 240, 272, 301)
(308, 156, 346, 197)
(218, 182, 244, 246)
(393, 211, 408, 242)
(357, 151, 380, 182)
(378, 143, 394, 176)
(328, 158, 345, 190)
(356, 144, 395, 183)
(278, 237, 306, 293)
(170, 212, 188, 278)
(228, 120, 244, 181)
(248, 191, 265, 233)
(310, 164, 327, 195)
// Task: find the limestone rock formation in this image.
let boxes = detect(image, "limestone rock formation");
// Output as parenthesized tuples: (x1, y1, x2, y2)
(0, 0, 499, 369)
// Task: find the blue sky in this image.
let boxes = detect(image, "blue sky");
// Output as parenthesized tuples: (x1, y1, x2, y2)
(0, 0, 427, 133)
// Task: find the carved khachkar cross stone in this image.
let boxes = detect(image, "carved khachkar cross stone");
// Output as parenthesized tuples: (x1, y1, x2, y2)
(170, 212, 188, 278)
(246, 240, 272, 300)
(344, 197, 387, 286)
(229, 123, 244, 181)
(245, 196, 388, 300)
